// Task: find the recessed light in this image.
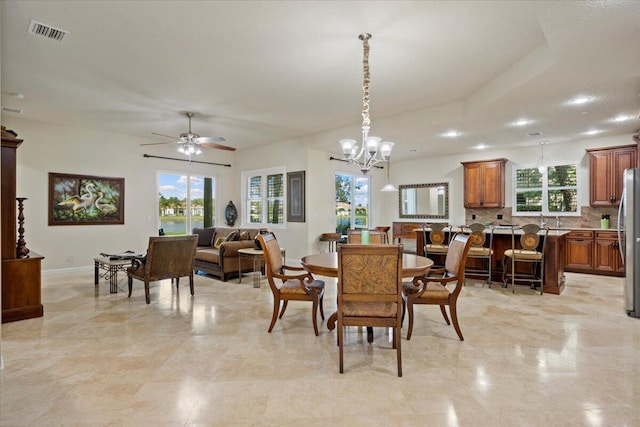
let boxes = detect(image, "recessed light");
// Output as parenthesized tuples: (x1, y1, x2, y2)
(409, 149, 420, 153)
(512, 119, 531, 127)
(442, 131, 461, 138)
(612, 115, 630, 122)
(527, 131, 543, 137)
(473, 144, 488, 150)
(583, 129, 601, 136)
(569, 96, 593, 105)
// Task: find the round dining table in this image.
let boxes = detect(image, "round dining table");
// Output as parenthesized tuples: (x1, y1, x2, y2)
(301, 252, 434, 333)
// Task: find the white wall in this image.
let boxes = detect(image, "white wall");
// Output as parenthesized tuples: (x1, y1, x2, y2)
(4, 115, 635, 269)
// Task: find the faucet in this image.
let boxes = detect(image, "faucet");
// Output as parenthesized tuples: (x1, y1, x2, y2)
(539, 213, 547, 228)
(555, 215, 562, 228)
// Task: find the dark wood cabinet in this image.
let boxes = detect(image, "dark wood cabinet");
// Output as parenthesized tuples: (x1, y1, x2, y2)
(461, 159, 507, 208)
(587, 145, 637, 206)
(2, 126, 44, 323)
(564, 229, 624, 276)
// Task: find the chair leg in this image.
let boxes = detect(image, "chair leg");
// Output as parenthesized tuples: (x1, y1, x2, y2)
(319, 294, 325, 320)
(279, 300, 288, 319)
(338, 321, 344, 373)
(311, 298, 319, 336)
(406, 301, 414, 340)
(189, 273, 194, 296)
(268, 297, 280, 333)
(396, 325, 402, 377)
(127, 277, 133, 298)
(175, 277, 180, 289)
(144, 280, 151, 304)
(439, 305, 451, 325)
(401, 298, 406, 326)
(449, 301, 464, 341)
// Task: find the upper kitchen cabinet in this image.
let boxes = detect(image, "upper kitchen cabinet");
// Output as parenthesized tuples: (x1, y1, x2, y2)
(586, 145, 637, 206)
(461, 159, 507, 208)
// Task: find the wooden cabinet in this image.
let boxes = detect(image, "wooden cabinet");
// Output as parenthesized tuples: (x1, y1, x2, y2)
(587, 145, 637, 206)
(565, 231, 594, 271)
(594, 231, 624, 274)
(565, 229, 624, 276)
(461, 159, 507, 208)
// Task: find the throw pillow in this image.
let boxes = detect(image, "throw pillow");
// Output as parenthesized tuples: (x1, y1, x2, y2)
(238, 230, 250, 241)
(224, 230, 239, 242)
(193, 227, 215, 247)
(213, 236, 226, 249)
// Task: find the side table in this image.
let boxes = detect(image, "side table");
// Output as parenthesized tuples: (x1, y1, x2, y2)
(94, 257, 132, 293)
(238, 247, 285, 288)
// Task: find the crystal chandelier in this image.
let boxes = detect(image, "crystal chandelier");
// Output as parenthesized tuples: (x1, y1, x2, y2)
(339, 33, 394, 174)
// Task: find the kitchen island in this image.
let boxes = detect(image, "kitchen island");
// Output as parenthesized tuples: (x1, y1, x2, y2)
(416, 226, 569, 295)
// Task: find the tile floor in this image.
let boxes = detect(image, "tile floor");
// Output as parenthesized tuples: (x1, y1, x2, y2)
(1, 268, 639, 426)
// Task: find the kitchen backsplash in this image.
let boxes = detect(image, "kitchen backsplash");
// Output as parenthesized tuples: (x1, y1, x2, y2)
(465, 206, 620, 229)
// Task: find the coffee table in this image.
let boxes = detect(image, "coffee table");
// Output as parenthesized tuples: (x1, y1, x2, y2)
(94, 257, 132, 293)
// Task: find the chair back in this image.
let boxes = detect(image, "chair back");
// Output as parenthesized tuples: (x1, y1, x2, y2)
(426, 223, 449, 246)
(337, 244, 403, 310)
(256, 232, 283, 276)
(443, 234, 473, 282)
(518, 224, 547, 252)
(347, 229, 385, 244)
(143, 235, 198, 280)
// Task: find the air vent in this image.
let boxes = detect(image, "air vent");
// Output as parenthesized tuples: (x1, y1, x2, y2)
(28, 20, 68, 41)
(2, 107, 22, 114)
(527, 131, 543, 137)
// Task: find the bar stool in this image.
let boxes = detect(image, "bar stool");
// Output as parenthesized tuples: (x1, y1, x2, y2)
(423, 223, 450, 269)
(319, 233, 341, 252)
(375, 226, 391, 244)
(502, 224, 548, 294)
(460, 223, 494, 286)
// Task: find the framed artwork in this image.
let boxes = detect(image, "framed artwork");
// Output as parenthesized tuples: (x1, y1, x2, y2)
(48, 172, 125, 225)
(287, 171, 305, 222)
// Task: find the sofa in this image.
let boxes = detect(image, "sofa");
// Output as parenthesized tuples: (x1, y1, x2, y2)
(192, 227, 260, 281)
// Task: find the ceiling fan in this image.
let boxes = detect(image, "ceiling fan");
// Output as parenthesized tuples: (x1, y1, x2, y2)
(141, 112, 235, 155)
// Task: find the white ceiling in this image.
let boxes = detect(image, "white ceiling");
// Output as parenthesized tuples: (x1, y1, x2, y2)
(2, 1, 639, 161)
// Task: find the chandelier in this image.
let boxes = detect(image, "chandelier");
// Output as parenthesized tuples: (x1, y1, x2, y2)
(339, 33, 394, 174)
(177, 136, 202, 156)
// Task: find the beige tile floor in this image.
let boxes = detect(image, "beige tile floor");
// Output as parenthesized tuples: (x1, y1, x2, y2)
(1, 268, 639, 426)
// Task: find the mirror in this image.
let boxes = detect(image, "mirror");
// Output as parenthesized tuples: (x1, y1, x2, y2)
(398, 182, 449, 219)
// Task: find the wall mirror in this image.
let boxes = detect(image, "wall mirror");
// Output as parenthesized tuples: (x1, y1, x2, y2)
(398, 182, 449, 219)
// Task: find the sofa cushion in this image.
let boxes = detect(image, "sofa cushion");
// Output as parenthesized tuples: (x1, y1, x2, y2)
(195, 247, 220, 264)
(224, 230, 239, 242)
(213, 236, 226, 249)
(238, 230, 251, 241)
(193, 227, 215, 247)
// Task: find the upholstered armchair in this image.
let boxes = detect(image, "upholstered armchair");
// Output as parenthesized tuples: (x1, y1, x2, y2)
(127, 235, 198, 304)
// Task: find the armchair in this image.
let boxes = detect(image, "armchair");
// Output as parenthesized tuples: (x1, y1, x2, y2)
(127, 235, 198, 304)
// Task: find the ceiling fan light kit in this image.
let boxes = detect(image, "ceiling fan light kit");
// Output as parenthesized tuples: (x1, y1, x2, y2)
(142, 111, 235, 156)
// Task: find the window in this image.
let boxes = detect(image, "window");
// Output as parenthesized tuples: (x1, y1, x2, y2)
(242, 167, 285, 228)
(513, 163, 579, 216)
(158, 172, 216, 235)
(335, 172, 370, 234)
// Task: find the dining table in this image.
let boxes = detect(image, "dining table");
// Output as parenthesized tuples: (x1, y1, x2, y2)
(300, 252, 434, 336)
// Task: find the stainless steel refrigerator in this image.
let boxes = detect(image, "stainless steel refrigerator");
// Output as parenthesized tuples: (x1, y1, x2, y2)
(618, 168, 640, 318)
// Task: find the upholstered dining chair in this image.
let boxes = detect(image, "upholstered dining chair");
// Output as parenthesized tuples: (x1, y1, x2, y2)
(402, 233, 472, 341)
(257, 232, 325, 336)
(127, 234, 198, 304)
(337, 243, 404, 377)
(459, 223, 495, 286)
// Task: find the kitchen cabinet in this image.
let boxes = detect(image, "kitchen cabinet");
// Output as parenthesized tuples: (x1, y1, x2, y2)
(564, 229, 624, 277)
(461, 159, 507, 208)
(587, 145, 637, 206)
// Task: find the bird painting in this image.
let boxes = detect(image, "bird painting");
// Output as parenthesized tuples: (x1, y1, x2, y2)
(94, 191, 118, 217)
(57, 183, 96, 216)
(50, 174, 123, 224)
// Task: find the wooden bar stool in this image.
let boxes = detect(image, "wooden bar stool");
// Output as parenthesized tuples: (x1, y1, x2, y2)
(375, 226, 391, 244)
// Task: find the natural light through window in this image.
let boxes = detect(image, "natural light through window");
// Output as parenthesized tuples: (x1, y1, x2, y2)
(158, 172, 216, 235)
(242, 167, 286, 228)
(335, 172, 370, 234)
(513, 163, 578, 216)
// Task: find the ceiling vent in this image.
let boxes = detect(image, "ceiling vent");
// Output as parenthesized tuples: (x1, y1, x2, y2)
(28, 20, 68, 41)
(2, 107, 23, 114)
(527, 131, 543, 137)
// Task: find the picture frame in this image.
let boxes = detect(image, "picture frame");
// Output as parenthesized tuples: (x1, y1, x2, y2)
(48, 172, 125, 225)
(287, 170, 305, 222)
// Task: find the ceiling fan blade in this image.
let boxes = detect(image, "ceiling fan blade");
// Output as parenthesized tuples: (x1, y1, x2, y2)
(152, 132, 180, 139)
(140, 141, 176, 146)
(196, 136, 226, 143)
(199, 142, 236, 151)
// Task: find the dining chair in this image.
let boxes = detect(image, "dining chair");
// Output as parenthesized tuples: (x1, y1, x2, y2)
(502, 224, 548, 295)
(402, 233, 472, 341)
(257, 232, 325, 335)
(337, 243, 404, 376)
(127, 234, 198, 304)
